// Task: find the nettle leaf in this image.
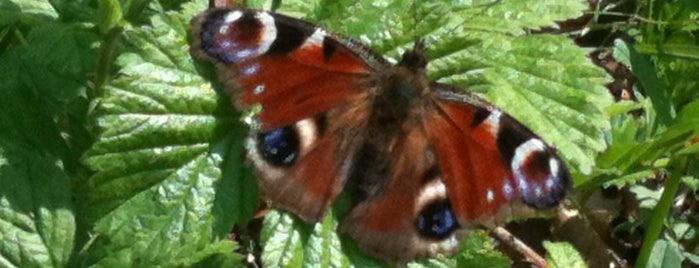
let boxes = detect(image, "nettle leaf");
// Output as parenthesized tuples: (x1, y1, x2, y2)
(85, 153, 241, 266)
(304, 211, 350, 266)
(425, 8, 610, 175)
(455, 231, 510, 267)
(261, 211, 382, 267)
(0, 53, 75, 268)
(47, 0, 97, 22)
(0, 17, 98, 124)
(0, 0, 58, 26)
(260, 211, 307, 267)
(0, 8, 88, 268)
(0, 142, 75, 268)
(467, 34, 610, 175)
(544, 241, 585, 268)
(79, 1, 245, 266)
(22, 23, 98, 112)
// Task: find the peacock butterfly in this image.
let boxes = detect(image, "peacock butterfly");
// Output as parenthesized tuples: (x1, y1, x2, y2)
(190, 5, 571, 264)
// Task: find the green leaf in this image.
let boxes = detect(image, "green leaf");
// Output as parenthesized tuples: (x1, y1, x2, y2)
(0, 53, 65, 156)
(594, 104, 694, 187)
(630, 185, 662, 209)
(259, 210, 508, 267)
(682, 175, 699, 192)
(677, 98, 699, 127)
(0, 12, 96, 266)
(352, 1, 613, 175)
(465, 34, 611, 174)
(678, 143, 699, 156)
(47, 0, 97, 22)
(636, 43, 699, 61)
(158, 0, 190, 11)
(121, 0, 150, 22)
(97, 0, 123, 34)
(0, 0, 58, 26)
(211, 129, 259, 232)
(304, 212, 350, 267)
(85, 153, 240, 266)
(78, 1, 243, 265)
(409, 258, 454, 268)
(613, 38, 632, 67)
(0, 142, 75, 268)
(455, 231, 510, 268)
(647, 239, 683, 268)
(21, 23, 98, 111)
(259, 205, 384, 266)
(629, 41, 674, 127)
(0, 50, 75, 267)
(686, 252, 699, 266)
(260, 211, 307, 267)
(543, 241, 585, 268)
(0, 20, 98, 121)
(683, 0, 699, 11)
(595, 113, 646, 174)
(81, 0, 221, 222)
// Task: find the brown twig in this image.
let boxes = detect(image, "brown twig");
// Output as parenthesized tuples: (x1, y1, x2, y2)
(492, 226, 549, 268)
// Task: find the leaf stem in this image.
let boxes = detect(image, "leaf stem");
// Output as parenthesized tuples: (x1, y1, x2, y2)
(13, 26, 28, 46)
(584, 11, 667, 25)
(92, 26, 123, 98)
(634, 156, 687, 268)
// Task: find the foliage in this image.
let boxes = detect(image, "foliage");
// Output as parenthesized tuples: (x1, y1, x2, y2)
(576, 1, 699, 266)
(0, 0, 696, 267)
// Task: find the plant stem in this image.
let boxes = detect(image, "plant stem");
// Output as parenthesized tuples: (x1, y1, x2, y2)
(634, 156, 687, 268)
(93, 26, 123, 98)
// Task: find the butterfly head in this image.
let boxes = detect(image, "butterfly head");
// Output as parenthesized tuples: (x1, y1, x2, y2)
(399, 40, 428, 72)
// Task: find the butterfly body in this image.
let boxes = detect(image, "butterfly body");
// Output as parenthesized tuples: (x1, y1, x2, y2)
(191, 7, 571, 264)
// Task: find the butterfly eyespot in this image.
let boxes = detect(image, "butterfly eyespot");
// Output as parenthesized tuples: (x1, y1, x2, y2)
(416, 200, 459, 239)
(257, 126, 299, 166)
(512, 139, 569, 209)
(199, 10, 277, 63)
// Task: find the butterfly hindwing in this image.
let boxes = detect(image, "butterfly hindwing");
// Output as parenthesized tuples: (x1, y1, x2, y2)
(339, 125, 466, 263)
(427, 86, 571, 226)
(338, 83, 571, 263)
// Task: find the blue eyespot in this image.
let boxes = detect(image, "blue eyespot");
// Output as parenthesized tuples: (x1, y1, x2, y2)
(200, 10, 263, 63)
(257, 126, 299, 166)
(416, 200, 459, 239)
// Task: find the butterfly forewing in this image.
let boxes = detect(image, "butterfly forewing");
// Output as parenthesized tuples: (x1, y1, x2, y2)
(191, 8, 378, 129)
(191, 8, 380, 221)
